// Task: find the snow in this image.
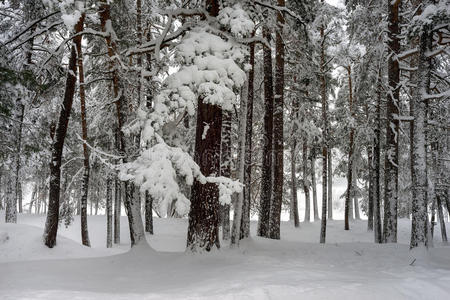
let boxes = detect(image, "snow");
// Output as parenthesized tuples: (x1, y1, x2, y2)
(1, 212, 449, 299)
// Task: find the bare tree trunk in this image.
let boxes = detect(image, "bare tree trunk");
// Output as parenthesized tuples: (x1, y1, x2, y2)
(5, 177, 16, 223)
(145, 191, 153, 234)
(114, 178, 121, 243)
(368, 146, 374, 231)
(76, 13, 90, 247)
(43, 15, 84, 248)
(290, 146, 299, 228)
(242, 34, 255, 240)
(257, 25, 274, 238)
(95, 186, 99, 216)
(436, 195, 447, 243)
(383, 0, 401, 244)
(353, 164, 361, 220)
(345, 65, 354, 231)
(374, 70, 383, 243)
(327, 150, 333, 220)
(15, 104, 24, 214)
(311, 148, 318, 221)
(106, 176, 113, 248)
(303, 141, 310, 222)
(221, 111, 232, 240)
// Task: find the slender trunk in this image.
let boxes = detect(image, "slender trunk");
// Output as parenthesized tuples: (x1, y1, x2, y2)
(95, 187, 99, 216)
(145, 191, 153, 234)
(353, 164, 360, 220)
(221, 111, 232, 240)
(290, 145, 299, 227)
(5, 177, 16, 223)
(114, 178, 121, 243)
(345, 65, 354, 230)
(436, 195, 447, 243)
(257, 25, 274, 237)
(368, 146, 374, 231)
(383, 0, 401, 243)
(374, 70, 383, 243)
(43, 15, 84, 248)
(303, 141, 310, 222)
(242, 34, 255, 239)
(106, 176, 113, 248)
(311, 148, 318, 221)
(76, 14, 91, 247)
(231, 93, 247, 246)
(327, 150, 333, 220)
(15, 104, 24, 214)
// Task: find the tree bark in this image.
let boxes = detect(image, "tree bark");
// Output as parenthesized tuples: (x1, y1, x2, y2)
(106, 176, 113, 248)
(311, 147, 319, 221)
(367, 146, 374, 231)
(145, 191, 153, 234)
(374, 69, 383, 243)
(114, 178, 121, 243)
(15, 104, 24, 214)
(290, 145, 299, 228)
(303, 141, 310, 222)
(327, 150, 333, 220)
(383, 0, 401, 243)
(5, 177, 16, 223)
(76, 13, 91, 247)
(221, 111, 232, 240)
(436, 195, 447, 243)
(345, 65, 354, 231)
(257, 25, 274, 238)
(43, 15, 84, 248)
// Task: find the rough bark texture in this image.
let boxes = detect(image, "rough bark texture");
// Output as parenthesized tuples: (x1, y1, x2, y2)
(145, 191, 153, 234)
(15, 104, 24, 214)
(303, 141, 310, 222)
(124, 182, 145, 246)
(311, 147, 318, 221)
(345, 65, 354, 231)
(436, 195, 447, 243)
(367, 146, 374, 231)
(374, 71, 383, 243)
(410, 14, 430, 249)
(242, 35, 255, 239)
(257, 25, 274, 238)
(114, 178, 121, 244)
(43, 15, 84, 248)
(76, 14, 91, 247)
(383, 0, 401, 243)
(221, 111, 232, 240)
(327, 150, 333, 220)
(106, 176, 113, 248)
(5, 177, 16, 223)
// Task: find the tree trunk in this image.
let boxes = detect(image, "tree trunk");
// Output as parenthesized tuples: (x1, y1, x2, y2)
(436, 195, 447, 243)
(114, 178, 121, 243)
(367, 146, 374, 231)
(374, 70, 383, 243)
(353, 164, 360, 220)
(242, 34, 255, 240)
(290, 145, 299, 228)
(145, 191, 153, 234)
(410, 9, 430, 248)
(76, 14, 91, 247)
(311, 148, 319, 221)
(257, 25, 274, 238)
(123, 182, 145, 246)
(268, 0, 285, 240)
(383, 0, 401, 244)
(327, 150, 333, 220)
(95, 187, 99, 216)
(5, 177, 16, 223)
(106, 176, 113, 248)
(345, 65, 354, 231)
(303, 141, 310, 222)
(15, 104, 24, 214)
(43, 15, 84, 248)
(221, 111, 232, 240)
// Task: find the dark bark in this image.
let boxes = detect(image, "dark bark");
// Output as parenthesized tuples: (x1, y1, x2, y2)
(257, 25, 274, 238)
(374, 70, 383, 243)
(436, 195, 447, 243)
(76, 14, 91, 247)
(327, 150, 333, 220)
(15, 104, 24, 214)
(106, 176, 113, 248)
(145, 191, 153, 234)
(43, 15, 84, 248)
(367, 146, 374, 231)
(311, 147, 318, 221)
(345, 65, 354, 231)
(5, 177, 16, 223)
(290, 145, 299, 228)
(303, 141, 310, 222)
(124, 182, 145, 246)
(383, 0, 401, 243)
(114, 177, 121, 244)
(269, 0, 285, 239)
(221, 111, 232, 240)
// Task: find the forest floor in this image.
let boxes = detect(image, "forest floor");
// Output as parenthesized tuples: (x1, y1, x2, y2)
(0, 212, 449, 299)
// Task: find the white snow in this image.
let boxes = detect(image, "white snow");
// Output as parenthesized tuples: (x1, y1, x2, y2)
(1, 212, 449, 299)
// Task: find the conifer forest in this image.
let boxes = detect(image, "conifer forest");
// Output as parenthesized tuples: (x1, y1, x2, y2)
(0, 0, 449, 299)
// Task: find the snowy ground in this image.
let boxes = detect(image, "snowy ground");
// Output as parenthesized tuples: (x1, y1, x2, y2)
(0, 212, 449, 299)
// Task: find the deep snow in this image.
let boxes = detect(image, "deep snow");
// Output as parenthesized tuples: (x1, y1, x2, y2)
(0, 212, 449, 299)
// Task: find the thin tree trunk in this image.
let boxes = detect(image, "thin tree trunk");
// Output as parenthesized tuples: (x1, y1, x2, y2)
(5, 177, 16, 223)
(76, 13, 90, 247)
(327, 150, 333, 220)
(374, 69, 383, 243)
(145, 191, 153, 234)
(311, 148, 318, 221)
(290, 145, 299, 228)
(221, 111, 232, 240)
(114, 178, 121, 243)
(383, 0, 401, 244)
(242, 34, 255, 240)
(436, 195, 447, 243)
(368, 146, 374, 231)
(353, 164, 360, 220)
(95, 187, 99, 216)
(15, 104, 24, 214)
(257, 25, 274, 238)
(43, 15, 84, 248)
(106, 176, 112, 248)
(345, 65, 354, 231)
(303, 141, 310, 222)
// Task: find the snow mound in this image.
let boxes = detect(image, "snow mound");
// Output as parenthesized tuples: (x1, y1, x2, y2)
(0, 222, 112, 263)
